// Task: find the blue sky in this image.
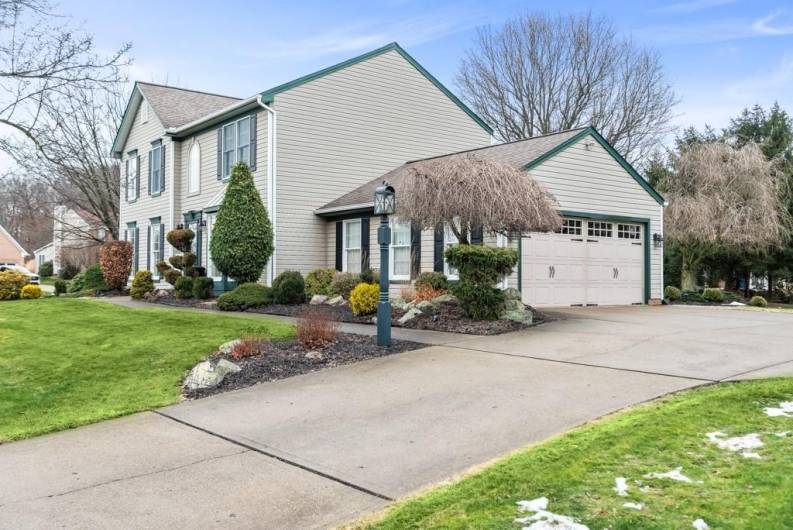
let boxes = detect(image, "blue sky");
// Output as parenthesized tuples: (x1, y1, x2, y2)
(66, 0, 793, 142)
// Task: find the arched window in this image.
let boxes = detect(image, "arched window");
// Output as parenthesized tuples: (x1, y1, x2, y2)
(188, 141, 201, 194)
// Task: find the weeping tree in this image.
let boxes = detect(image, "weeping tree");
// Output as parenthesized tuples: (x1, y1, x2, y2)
(665, 142, 791, 291)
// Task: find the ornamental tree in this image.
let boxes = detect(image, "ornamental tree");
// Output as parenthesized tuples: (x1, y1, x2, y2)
(99, 240, 133, 290)
(210, 162, 273, 283)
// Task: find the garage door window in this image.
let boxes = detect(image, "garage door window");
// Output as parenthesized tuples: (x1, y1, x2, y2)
(618, 224, 641, 240)
(588, 222, 612, 238)
(560, 219, 582, 235)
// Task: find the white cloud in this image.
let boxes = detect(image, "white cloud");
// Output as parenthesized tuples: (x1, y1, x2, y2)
(641, 9, 793, 45)
(725, 53, 793, 98)
(654, 0, 737, 14)
(752, 9, 793, 35)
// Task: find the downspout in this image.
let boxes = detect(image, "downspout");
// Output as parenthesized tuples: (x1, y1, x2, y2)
(168, 138, 176, 263)
(256, 95, 277, 285)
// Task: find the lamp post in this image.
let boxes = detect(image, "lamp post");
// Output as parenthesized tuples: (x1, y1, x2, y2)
(373, 183, 395, 346)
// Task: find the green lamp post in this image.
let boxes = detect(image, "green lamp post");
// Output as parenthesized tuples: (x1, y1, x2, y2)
(373, 183, 396, 346)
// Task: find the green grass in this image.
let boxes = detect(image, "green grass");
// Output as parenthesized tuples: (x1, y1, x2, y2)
(361, 379, 793, 529)
(0, 298, 294, 442)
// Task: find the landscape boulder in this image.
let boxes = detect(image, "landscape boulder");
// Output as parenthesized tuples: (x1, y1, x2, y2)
(183, 359, 241, 391)
(310, 294, 328, 305)
(398, 307, 422, 324)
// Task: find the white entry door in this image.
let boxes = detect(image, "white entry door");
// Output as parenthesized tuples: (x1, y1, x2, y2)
(521, 218, 644, 307)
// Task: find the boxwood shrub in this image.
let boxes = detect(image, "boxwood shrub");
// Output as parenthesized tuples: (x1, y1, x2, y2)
(664, 285, 682, 301)
(174, 276, 194, 299)
(749, 295, 768, 307)
(702, 287, 725, 304)
(272, 270, 305, 304)
(192, 277, 214, 300)
(130, 271, 154, 300)
(217, 282, 273, 311)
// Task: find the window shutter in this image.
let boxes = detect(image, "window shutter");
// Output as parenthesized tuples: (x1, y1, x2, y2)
(433, 224, 444, 272)
(361, 217, 370, 271)
(249, 113, 257, 171)
(471, 225, 483, 245)
(216, 128, 223, 180)
(146, 225, 151, 273)
(134, 227, 139, 273)
(335, 221, 343, 271)
(196, 224, 202, 266)
(410, 222, 421, 279)
(160, 144, 166, 192)
(136, 155, 141, 199)
(160, 224, 166, 271)
(147, 150, 153, 195)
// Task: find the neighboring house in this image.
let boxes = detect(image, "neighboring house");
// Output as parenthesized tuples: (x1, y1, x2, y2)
(111, 41, 665, 306)
(0, 223, 28, 268)
(51, 206, 108, 274)
(33, 242, 55, 273)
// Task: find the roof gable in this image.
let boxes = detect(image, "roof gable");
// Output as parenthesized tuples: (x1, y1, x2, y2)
(0, 224, 28, 256)
(260, 42, 493, 135)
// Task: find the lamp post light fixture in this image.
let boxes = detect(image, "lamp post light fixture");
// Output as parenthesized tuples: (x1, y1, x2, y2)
(374, 183, 396, 346)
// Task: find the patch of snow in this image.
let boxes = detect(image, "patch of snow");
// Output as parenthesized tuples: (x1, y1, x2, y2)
(643, 467, 702, 483)
(517, 497, 549, 512)
(764, 401, 793, 418)
(622, 502, 644, 510)
(614, 477, 629, 497)
(706, 431, 763, 459)
(692, 518, 710, 530)
(515, 498, 589, 530)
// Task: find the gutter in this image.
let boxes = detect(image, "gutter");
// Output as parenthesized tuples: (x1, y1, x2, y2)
(255, 95, 277, 286)
(164, 96, 260, 139)
(315, 202, 374, 217)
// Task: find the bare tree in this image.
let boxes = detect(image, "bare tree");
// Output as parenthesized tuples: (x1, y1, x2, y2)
(665, 142, 791, 291)
(457, 12, 677, 164)
(396, 155, 561, 243)
(0, 172, 54, 251)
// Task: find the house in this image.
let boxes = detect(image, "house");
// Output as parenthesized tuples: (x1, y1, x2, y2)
(111, 42, 665, 306)
(0, 223, 29, 268)
(32, 242, 54, 273)
(49, 206, 108, 274)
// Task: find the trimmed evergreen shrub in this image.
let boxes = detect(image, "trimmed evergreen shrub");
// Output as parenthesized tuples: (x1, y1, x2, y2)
(305, 268, 336, 297)
(349, 283, 379, 315)
(450, 281, 505, 320)
(702, 287, 725, 304)
(58, 262, 79, 280)
(749, 295, 768, 307)
(54, 279, 67, 296)
(164, 269, 181, 286)
(331, 272, 360, 299)
(415, 271, 448, 291)
(69, 272, 85, 293)
(664, 285, 682, 301)
(359, 268, 379, 285)
(445, 245, 518, 319)
(272, 270, 305, 305)
(166, 228, 195, 253)
(20, 284, 43, 299)
(192, 276, 214, 300)
(217, 282, 273, 311)
(130, 271, 155, 300)
(174, 276, 194, 299)
(100, 241, 133, 291)
(0, 270, 29, 300)
(39, 261, 53, 277)
(211, 162, 273, 283)
(83, 264, 107, 292)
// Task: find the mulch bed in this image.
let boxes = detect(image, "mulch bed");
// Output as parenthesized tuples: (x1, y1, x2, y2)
(184, 332, 425, 399)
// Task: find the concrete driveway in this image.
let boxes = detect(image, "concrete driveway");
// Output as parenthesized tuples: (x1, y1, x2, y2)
(3, 305, 793, 529)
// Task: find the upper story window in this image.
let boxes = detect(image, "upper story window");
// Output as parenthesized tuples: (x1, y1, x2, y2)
(221, 115, 253, 179)
(126, 150, 139, 202)
(149, 140, 164, 195)
(390, 220, 411, 280)
(188, 141, 201, 194)
(343, 219, 362, 274)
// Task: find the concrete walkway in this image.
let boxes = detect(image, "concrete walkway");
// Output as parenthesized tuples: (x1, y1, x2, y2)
(3, 303, 793, 529)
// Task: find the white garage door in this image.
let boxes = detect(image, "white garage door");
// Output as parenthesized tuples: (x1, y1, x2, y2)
(521, 218, 644, 307)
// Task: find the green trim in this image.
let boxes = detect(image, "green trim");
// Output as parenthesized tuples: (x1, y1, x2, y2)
(111, 84, 141, 158)
(517, 237, 522, 294)
(203, 205, 220, 214)
(260, 42, 493, 135)
(524, 127, 666, 207)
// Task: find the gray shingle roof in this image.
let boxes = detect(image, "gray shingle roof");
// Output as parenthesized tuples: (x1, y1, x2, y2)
(137, 82, 241, 129)
(317, 127, 588, 213)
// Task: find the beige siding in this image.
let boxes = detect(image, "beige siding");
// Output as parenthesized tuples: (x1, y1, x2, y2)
(528, 134, 664, 299)
(274, 49, 491, 276)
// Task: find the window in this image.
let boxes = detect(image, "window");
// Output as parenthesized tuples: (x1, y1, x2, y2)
(588, 221, 613, 238)
(150, 220, 162, 276)
(188, 141, 201, 194)
(150, 141, 163, 194)
(560, 219, 582, 235)
(343, 219, 362, 273)
(221, 116, 252, 178)
(618, 224, 642, 240)
(140, 100, 148, 123)
(186, 220, 199, 255)
(126, 150, 138, 202)
(390, 220, 411, 280)
(125, 222, 137, 274)
(38, 254, 45, 266)
(205, 213, 221, 278)
(444, 224, 459, 280)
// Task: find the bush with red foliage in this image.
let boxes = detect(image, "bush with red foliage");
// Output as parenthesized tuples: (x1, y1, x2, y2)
(414, 284, 447, 302)
(296, 307, 339, 349)
(99, 240, 133, 290)
(230, 337, 268, 360)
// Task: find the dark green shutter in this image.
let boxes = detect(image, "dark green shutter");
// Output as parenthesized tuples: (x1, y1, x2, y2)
(335, 221, 343, 271)
(249, 113, 257, 171)
(217, 128, 223, 180)
(160, 144, 166, 192)
(147, 150, 152, 195)
(410, 222, 421, 278)
(433, 224, 444, 272)
(135, 155, 141, 199)
(146, 225, 151, 272)
(124, 159, 129, 201)
(471, 225, 483, 245)
(159, 224, 166, 278)
(134, 227, 139, 273)
(361, 217, 370, 271)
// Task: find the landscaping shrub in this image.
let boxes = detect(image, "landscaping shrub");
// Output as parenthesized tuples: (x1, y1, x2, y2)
(272, 270, 306, 304)
(359, 268, 379, 285)
(400, 285, 417, 302)
(445, 245, 517, 319)
(681, 290, 705, 303)
(415, 271, 448, 291)
(330, 272, 360, 299)
(20, 284, 42, 299)
(83, 264, 107, 292)
(230, 337, 268, 360)
(100, 241, 133, 290)
(166, 228, 195, 253)
(415, 284, 447, 302)
(296, 307, 339, 348)
(305, 268, 336, 297)
(58, 262, 79, 280)
(69, 272, 85, 293)
(664, 285, 682, 301)
(702, 287, 725, 304)
(0, 270, 29, 300)
(217, 282, 273, 311)
(130, 271, 155, 300)
(174, 276, 194, 299)
(749, 295, 768, 308)
(164, 269, 181, 286)
(350, 282, 379, 315)
(54, 279, 67, 296)
(39, 261, 53, 278)
(192, 277, 214, 300)
(211, 162, 273, 283)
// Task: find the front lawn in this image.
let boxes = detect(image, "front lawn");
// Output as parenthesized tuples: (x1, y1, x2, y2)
(359, 379, 793, 529)
(0, 298, 294, 442)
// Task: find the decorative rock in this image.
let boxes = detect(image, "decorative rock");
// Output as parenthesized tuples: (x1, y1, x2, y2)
(310, 294, 328, 305)
(503, 287, 521, 301)
(370, 316, 377, 324)
(430, 293, 455, 304)
(398, 307, 422, 324)
(500, 309, 533, 323)
(326, 295, 345, 306)
(304, 350, 324, 360)
(392, 298, 410, 310)
(416, 300, 433, 311)
(218, 339, 242, 356)
(183, 359, 241, 391)
(505, 299, 524, 312)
